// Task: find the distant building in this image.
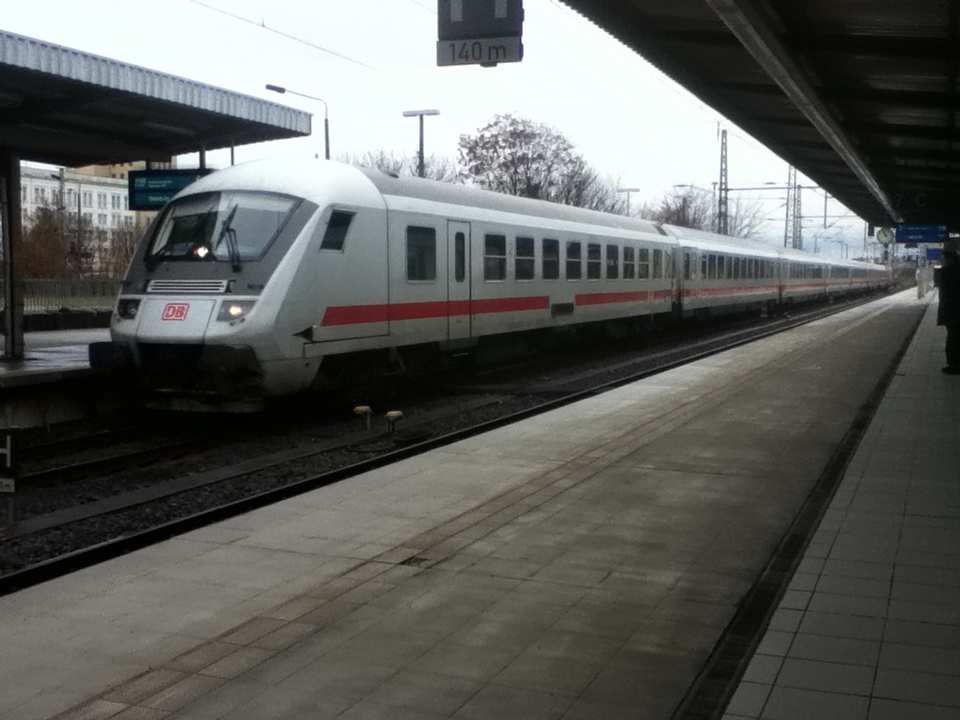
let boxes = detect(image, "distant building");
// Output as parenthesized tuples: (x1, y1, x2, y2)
(19, 160, 175, 276)
(20, 160, 176, 231)
(21, 165, 135, 233)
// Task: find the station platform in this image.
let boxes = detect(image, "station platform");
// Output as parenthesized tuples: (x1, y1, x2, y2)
(0, 290, 953, 720)
(0, 329, 109, 386)
(0, 328, 119, 427)
(723, 295, 959, 720)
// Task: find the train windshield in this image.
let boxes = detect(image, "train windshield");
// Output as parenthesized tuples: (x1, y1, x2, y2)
(147, 191, 299, 266)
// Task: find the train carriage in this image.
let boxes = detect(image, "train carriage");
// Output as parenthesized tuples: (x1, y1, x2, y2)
(664, 227, 782, 317)
(94, 159, 892, 410)
(780, 246, 830, 304)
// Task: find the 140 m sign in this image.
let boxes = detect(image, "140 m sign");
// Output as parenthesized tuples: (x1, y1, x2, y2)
(437, 36, 523, 66)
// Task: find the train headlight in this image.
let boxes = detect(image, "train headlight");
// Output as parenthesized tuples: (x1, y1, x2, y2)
(117, 298, 140, 320)
(217, 300, 256, 322)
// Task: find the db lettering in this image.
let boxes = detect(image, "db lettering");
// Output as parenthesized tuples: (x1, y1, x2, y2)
(162, 303, 189, 321)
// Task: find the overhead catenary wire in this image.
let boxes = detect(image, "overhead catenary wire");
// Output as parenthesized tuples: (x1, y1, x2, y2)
(189, 0, 378, 70)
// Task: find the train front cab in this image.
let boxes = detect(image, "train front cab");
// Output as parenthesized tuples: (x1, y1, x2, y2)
(96, 162, 393, 409)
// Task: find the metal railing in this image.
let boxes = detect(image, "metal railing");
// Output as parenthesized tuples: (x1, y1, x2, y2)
(0, 278, 121, 313)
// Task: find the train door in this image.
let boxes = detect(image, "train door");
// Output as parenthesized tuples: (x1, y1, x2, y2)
(777, 258, 786, 303)
(680, 247, 695, 310)
(669, 246, 681, 303)
(447, 221, 472, 341)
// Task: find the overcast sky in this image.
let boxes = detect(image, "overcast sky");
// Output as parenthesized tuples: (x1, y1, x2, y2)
(2, 0, 868, 254)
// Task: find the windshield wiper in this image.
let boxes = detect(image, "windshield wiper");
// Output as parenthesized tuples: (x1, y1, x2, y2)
(215, 204, 242, 272)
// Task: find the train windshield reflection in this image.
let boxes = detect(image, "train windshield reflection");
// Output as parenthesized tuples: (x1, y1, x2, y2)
(147, 191, 299, 266)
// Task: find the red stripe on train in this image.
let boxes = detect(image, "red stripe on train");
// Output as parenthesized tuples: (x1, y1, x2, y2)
(681, 286, 778, 297)
(321, 295, 550, 326)
(575, 291, 650, 306)
(575, 289, 674, 306)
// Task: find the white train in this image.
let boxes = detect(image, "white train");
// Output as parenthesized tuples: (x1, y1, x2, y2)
(92, 159, 891, 410)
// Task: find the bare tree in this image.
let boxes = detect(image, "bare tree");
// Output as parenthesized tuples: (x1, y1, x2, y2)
(21, 197, 107, 278)
(22, 204, 71, 278)
(725, 194, 766, 239)
(648, 188, 715, 230)
(457, 114, 624, 211)
(68, 215, 100, 277)
(102, 220, 145, 277)
(645, 187, 766, 239)
(344, 150, 458, 182)
(554, 157, 625, 213)
(344, 149, 405, 176)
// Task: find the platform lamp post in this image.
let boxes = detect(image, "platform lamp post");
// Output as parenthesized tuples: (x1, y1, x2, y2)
(265, 84, 330, 160)
(672, 184, 707, 227)
(403, 109, 440, 178)
(616, 187, 639, 216)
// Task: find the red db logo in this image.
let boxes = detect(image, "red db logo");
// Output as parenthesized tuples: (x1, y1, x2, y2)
(161, 303, 189, 321)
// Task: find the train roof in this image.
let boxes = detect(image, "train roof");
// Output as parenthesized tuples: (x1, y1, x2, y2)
(179, 161, 882, 272)
(661, 225, 783, 258)
(177, 159, 386, 209)
(181, 159, 671, 240)
(357, 166, 669, 239)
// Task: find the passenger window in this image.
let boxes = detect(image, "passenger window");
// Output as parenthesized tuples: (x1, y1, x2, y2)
(406, 226, 436, 281)
(638, 248, 650, 280)
(587, 243, 602, 279)
(653, 249, 663, 279)
(516, 236, 535, 281)
(320, 210, 353, 251)
(566, 241, 582, 280)
(484, 234, 507, 281)
(455, 231, 466, 283)
(683, 251, 691, 281)
(543, 238, 560, 280)
(708, 254, 717, 280)
(734, 257, 741, 280)
(606, 245, 619, 279)
(701, 256, 708, 279)
(623, 246, 635, 279)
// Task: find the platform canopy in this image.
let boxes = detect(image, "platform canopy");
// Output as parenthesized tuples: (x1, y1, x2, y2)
(561, 0, 960, 229)
(0, 29, 311, 167)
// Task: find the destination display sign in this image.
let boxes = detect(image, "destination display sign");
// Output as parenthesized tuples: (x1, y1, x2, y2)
(128, 169, 214, 210)
(895, 223, 947, 243)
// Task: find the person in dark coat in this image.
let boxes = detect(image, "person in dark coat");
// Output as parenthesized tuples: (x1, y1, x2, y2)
(937, 239, 960, 374)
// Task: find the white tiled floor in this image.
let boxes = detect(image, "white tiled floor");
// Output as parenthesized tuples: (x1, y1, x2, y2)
(724, 298, 960, 720)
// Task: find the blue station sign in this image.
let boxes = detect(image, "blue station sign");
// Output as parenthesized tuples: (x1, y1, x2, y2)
(128, 169, 214, 211)
(895, 224, 947, 243)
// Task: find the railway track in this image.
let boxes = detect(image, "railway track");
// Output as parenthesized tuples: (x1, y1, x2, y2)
(0, 293, 886, 594)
